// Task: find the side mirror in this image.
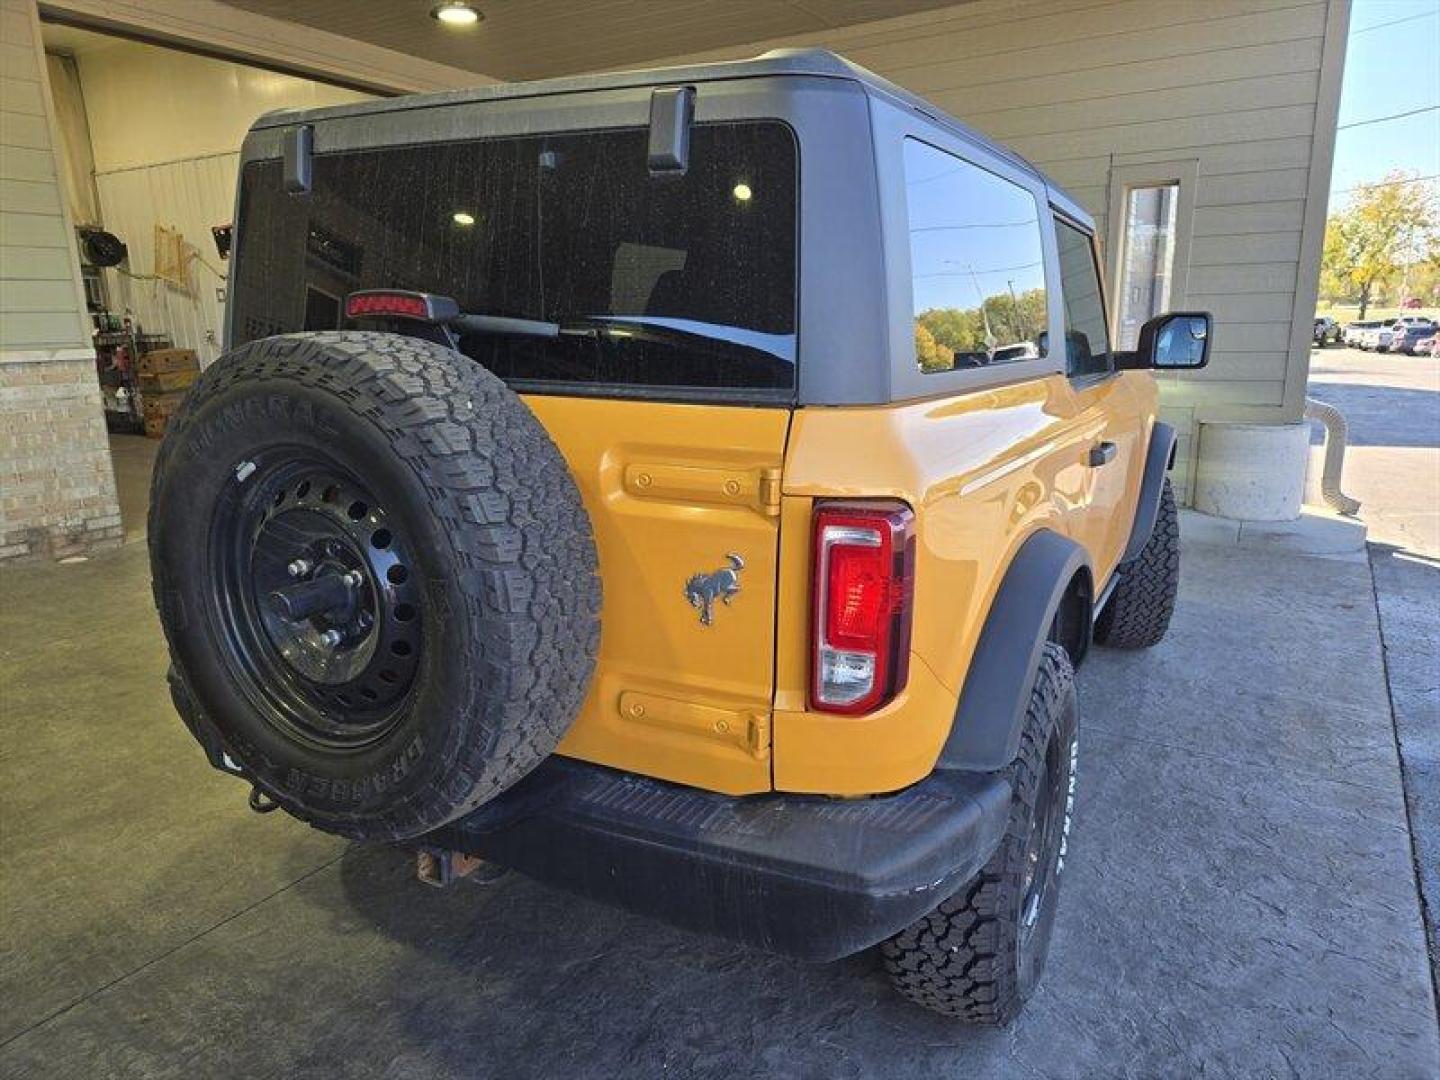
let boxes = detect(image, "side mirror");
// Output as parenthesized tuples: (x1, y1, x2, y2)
(1123, 312, 1211, 370)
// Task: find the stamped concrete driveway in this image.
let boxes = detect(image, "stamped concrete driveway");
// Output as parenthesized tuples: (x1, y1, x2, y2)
(1, 435, 1437, 1077)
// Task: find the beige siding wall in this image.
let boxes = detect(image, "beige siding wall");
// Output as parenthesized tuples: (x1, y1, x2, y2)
(655, 0, 1349, 500)
(0, 0, 88, 351)
(0, 0, 121, 561)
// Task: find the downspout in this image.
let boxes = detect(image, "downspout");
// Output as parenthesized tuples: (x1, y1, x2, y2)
(1305, 398, 1361, 516)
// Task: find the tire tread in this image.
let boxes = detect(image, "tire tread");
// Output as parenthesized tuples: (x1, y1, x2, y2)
(150, 332, 600, 841)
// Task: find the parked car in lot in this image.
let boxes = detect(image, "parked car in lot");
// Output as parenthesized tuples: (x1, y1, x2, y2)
(1391, 322, 1437, 355)
(1358, 318, 1423, 351)
(1356, 323, 1393, 350)
(1343, 320, 1382, 347)
(1313, 316, 1340, 346)
(146, 50, 1211, 1025)
(1413, 333, 1438, 357)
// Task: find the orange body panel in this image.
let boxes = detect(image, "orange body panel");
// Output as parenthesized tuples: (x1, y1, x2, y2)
(773, 372, 1151, 794)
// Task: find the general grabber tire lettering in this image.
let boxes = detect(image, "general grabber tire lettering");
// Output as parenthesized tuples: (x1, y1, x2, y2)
(1094, 476, 1179, 649)
(881, 643, 1077, 1024)
(149, 332, 600, 841)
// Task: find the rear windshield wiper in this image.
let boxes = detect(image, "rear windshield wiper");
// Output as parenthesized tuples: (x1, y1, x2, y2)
(345, 291, 792, 362)
(459, 313, 796, 364)
(451, 312, 562, 338)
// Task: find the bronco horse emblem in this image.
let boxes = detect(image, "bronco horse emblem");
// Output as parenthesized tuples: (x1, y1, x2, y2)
(684, 553, 745, 626)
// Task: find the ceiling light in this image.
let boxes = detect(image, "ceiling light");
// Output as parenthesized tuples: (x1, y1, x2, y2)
(452, 211, 476, 226)
(733, 183, 753, 202)
(431, 3, 481, 27)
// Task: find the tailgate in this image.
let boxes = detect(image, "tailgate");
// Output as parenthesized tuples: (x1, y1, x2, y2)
(528, 395, 790, 794)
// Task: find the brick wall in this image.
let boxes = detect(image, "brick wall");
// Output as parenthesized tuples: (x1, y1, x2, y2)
(0, 352, 122, 560)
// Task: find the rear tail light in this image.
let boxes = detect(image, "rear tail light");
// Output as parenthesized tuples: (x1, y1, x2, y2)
(811, 501, 916, 715)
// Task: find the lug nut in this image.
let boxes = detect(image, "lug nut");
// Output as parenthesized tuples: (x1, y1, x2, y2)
(342, 571, 363, 588)
(319, 629, 343, 647)
(287, 558, 313, 578)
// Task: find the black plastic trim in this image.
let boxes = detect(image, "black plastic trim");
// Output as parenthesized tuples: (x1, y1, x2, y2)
(1120, 421, 1177, 565)
(282, 125, 312, 195)
(647, 86, 695, 173)
(424, 756, 1011, 961)
(938, 530, 1090, 771)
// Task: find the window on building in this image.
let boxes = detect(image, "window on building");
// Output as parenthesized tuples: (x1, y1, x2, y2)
(1115, 183, 1178, 350)
(903, 139, 1047, 374)
(1054, 220, 1111, 378)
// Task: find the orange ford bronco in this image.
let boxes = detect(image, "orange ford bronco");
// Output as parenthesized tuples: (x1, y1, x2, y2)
(150, 50, 1209, 1023)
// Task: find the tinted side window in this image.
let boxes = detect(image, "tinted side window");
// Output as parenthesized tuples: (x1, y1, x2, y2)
(1054, 220, 1112, 378)
(232, 123, 798, 395)
(903, 139, 1047, 374)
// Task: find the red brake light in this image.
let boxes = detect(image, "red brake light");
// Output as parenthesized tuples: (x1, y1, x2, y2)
(811, 501, 916, 715)
(345, 290, 437, 321)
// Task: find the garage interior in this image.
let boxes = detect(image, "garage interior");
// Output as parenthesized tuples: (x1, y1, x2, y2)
(1, 0, 1437, 1076)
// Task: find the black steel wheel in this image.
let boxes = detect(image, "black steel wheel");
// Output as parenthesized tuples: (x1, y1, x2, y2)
(210, 454, 423, 749)
(1016, 718, 1069, 997)
(150, 332, 600, 841)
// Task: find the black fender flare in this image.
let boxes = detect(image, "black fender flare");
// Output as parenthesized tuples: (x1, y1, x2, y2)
(1119, 421, 1177, 565)
(937, 529, 1091, 772)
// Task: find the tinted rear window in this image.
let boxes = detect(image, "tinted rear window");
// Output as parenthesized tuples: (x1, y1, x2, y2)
(231, 123, 798, 396)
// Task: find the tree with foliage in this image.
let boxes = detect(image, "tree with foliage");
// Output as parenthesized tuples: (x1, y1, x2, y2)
(914, 322, 955, 372)
(1320, 172, 1437, 317)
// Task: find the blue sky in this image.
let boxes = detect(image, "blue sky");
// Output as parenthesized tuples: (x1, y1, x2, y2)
(1329, 0, 1439, 203)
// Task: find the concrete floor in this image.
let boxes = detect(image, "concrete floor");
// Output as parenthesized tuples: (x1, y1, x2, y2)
(1, 426, 1438, 1077)
(107, 435, 160, 541)
(1309, 345, 1440, 997)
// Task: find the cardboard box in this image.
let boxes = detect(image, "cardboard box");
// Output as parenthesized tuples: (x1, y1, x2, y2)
(138, 368, 197, 393)
(143, 415, 169, 439)
(136, 348, 198, 376)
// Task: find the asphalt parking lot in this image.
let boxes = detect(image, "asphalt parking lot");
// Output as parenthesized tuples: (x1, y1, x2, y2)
(1, 361, 1437, 1077)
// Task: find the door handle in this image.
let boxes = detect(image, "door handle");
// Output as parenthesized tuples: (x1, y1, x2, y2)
(1089, 441, 1117, 467)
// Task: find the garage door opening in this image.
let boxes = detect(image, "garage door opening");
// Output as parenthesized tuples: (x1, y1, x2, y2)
(39, 20, 374, 536)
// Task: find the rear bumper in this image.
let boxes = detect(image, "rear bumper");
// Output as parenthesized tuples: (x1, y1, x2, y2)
(425, 756, 1011, 961)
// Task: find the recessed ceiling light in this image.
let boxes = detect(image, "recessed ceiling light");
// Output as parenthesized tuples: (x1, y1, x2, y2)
(431, 3, 481, 27)
(732, 183, 753, 202)
(452, 211, 476, 226)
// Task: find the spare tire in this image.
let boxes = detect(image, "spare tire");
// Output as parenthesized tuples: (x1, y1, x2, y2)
(149, 332, 600, 840)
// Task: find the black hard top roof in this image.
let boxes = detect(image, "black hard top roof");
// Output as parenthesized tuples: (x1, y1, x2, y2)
(250, 48, 1088, 225)
(256, 49, 1030, 168)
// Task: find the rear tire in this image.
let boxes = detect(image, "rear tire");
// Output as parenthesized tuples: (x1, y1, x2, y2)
(1094, 477, 1179, 649)
(150, 332, 600, 841)
(881, 644, 1078, 1025)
